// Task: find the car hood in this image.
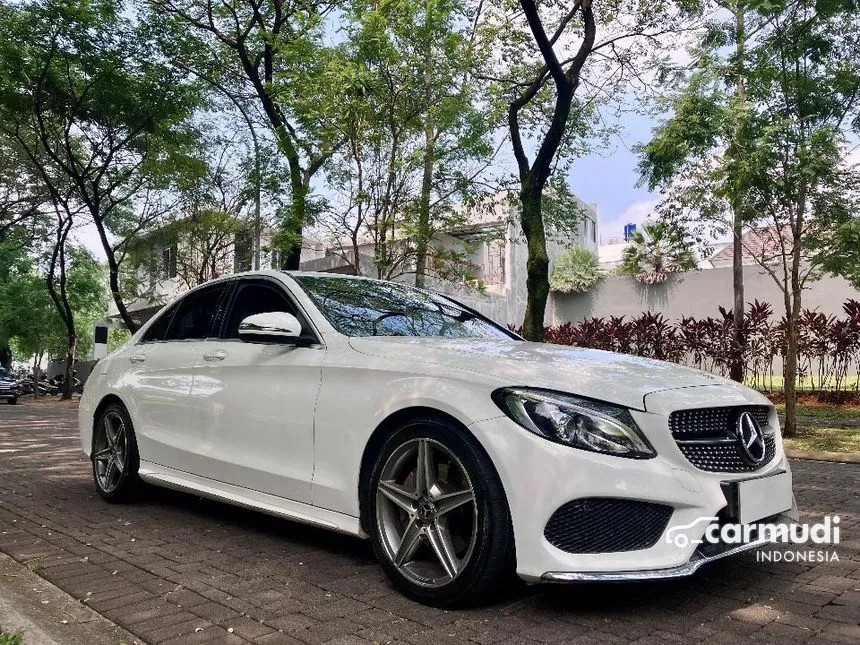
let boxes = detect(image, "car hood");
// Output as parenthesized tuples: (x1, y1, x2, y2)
(348, 337, 731, 411)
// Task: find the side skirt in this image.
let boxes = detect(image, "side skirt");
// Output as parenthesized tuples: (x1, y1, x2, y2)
(138, 460, 367, 538)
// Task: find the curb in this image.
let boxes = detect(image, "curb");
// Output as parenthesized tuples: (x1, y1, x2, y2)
(786, 449, 860, 464)
(0, 553, 145, 645)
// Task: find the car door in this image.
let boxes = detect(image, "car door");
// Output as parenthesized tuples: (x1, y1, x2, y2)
(127, 282, 231, 472)
(187, 277, 324, 504)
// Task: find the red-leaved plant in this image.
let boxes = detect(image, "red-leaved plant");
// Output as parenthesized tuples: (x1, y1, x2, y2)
(513, 300, 860, 398)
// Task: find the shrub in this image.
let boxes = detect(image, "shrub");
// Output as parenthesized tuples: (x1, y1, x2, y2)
(550, 248, 601, 293)
(617, 221, 697, 284)
(534, 299, 860, 399)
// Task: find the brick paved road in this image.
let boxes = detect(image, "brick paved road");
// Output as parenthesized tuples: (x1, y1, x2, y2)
(0, 403, 858, 645)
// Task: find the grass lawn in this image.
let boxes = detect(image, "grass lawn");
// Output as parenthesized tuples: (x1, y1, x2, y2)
(783, 427, 860, 454)
(775, 402, 860, 421)
(0, 630, 22, 645)
(747, 374, 860, 391)
(772, 401, 860, 454)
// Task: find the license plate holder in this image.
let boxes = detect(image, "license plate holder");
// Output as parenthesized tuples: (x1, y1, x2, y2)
(721, 470, 793, 525)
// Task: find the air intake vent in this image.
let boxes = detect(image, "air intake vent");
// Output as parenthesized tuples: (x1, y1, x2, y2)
(544, 498, 673, 554)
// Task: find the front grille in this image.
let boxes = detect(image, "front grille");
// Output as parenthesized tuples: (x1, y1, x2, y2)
(669, 406, 770, 438)
(677, 435, 777, 473)
(544, 498, 673, 554)
(669, 406, 775, 473)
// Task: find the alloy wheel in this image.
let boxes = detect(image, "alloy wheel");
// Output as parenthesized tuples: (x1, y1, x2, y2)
(93, 411, 129, 494)
(375, 438, 478, 588)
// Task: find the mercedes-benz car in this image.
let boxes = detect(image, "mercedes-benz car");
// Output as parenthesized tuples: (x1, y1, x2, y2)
(79, 271, 797, 605)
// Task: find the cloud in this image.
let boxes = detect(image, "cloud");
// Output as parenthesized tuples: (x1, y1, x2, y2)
(598, 198, 659, 245)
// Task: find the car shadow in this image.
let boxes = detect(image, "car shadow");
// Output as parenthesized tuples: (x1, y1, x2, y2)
(140, 483, 378, 563)
(139, 483, 779, 612)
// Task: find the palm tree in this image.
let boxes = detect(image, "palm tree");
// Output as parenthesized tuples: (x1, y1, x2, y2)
(619, 221, 697, 284)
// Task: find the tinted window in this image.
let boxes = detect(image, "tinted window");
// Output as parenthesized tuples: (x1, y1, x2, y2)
(140, 302, 179, 343)
(223, 282, 303, 339)
(165, 284, 229, 341)
(293, 275, 516, 339)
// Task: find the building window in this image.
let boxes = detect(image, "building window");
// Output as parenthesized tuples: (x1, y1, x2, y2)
(161, 245, 177, 279)
(485, 240, 506, 285)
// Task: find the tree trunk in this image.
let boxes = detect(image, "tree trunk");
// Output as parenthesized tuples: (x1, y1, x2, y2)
(282, 160, 306, 271)
(509, 0, 594, 342)
(61, 333, 76, 400)
(415, 127, 436, 287)
(782, 179, 808, 437)
(92, 213, 139, 333)
(415, 8, 435, 288)
(730, 203, 745, 382)
(728, 4, 747, 384)
(32, 354, 40, 396)
(0, 343, 11, 371)
(782, 299, 798, 437)
(520, 189, 549, 342)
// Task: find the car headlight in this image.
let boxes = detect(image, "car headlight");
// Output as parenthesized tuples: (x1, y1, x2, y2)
(491, 388, 656, 459)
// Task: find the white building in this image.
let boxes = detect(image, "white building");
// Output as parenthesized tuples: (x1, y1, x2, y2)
(114, 191, 599, 328)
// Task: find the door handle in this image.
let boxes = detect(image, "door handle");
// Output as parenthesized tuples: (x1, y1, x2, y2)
(128, 354, 146, 364)
(202, 350, 228, 362)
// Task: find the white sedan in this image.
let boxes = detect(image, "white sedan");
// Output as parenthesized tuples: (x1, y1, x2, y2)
(79, 271, 797, 605)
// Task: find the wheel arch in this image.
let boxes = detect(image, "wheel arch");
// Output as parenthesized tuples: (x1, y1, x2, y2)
(92, 393, 128, 429)
(357, 406, 508, 535)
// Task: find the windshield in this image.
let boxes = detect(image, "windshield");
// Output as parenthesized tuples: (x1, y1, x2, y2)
(292, 275, 518, 339)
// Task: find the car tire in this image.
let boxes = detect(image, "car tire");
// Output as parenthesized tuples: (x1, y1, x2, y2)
(91, 403, 141, 503)
(366, 417, 515, 607)
(8, 397, 16, 405)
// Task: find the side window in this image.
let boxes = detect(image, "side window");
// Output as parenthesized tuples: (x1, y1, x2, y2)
(223, 282, 302, 339)
(140, 302, 178, 343)
(165, 284, 229, 341)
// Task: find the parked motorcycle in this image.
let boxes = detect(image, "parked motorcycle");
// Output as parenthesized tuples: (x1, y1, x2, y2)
(49, 372, 82, 395)
(36, 379, 59, 396)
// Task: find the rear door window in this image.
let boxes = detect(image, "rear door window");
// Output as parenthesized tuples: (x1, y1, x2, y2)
(164, 283, 231, 341)
(140, 302, 179, 343)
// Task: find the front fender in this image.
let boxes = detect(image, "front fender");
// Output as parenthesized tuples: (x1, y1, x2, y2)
(311, 365, 501, 515)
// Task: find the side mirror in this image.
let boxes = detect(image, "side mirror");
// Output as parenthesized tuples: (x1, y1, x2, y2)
(238, 312, 303, 343)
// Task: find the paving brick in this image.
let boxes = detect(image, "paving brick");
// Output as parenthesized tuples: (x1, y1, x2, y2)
(0, 403, 858, 645)
(228, 616, 278, 640)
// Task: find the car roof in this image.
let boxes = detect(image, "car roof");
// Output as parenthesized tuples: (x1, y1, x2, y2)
(232, 270, 391, 283)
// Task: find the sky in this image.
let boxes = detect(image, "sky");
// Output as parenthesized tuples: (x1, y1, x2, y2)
(566, 111, 659, 245)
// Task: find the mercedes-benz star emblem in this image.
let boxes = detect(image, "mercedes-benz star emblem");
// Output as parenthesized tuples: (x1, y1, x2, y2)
(736, 412, 766, 464)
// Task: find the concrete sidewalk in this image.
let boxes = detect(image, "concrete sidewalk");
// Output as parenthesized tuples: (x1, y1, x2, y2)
(0, 553, 143, 645)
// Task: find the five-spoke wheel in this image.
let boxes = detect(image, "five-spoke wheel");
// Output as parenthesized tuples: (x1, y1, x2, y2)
(376, 438, 478, 587)
(367, 418, 514, 606)
(92, 403, 140, 502)
(94, 410, 128, 493)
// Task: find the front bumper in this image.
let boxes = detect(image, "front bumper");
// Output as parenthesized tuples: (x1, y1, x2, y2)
(542, 510, 796, 582)
(468, 401, 795, 583)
